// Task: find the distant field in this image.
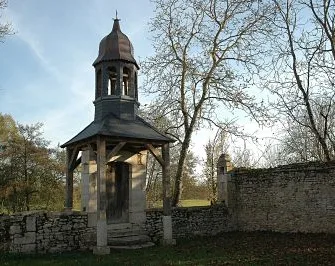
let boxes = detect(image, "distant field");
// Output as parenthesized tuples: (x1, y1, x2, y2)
(178, 199, 210, 207)
(147, 199, 210, 208)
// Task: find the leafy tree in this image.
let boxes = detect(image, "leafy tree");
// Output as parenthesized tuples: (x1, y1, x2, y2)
(0, 114, 65, 213)
(143, 0, 272, 206)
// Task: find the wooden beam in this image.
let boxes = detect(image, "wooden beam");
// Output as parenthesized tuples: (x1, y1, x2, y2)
(69, 145, 80, 171)
(65, 147, 74, 210)
(146, 144, 164, 166)
(106, 142, 126, 161)
(97, 136, 107, 219)
(96, 136, 108, 248)
(88, 143, 97, 155)
(73, 156, 82, 169)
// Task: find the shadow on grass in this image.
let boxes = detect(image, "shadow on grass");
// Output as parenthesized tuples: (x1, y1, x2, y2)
(2, 231, 335, 265)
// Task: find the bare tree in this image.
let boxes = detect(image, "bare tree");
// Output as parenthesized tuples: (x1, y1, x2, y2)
(142, 0, 272, 206)
(0, 0, 12, 42)
(266, 0, 335, 161)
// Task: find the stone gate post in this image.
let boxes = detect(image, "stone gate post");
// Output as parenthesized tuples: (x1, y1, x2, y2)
(217, 154, 233, 206)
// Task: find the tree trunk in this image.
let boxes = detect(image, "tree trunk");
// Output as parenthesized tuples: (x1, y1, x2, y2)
(25, 193, 30, 211)
(172, 131, 192, 206)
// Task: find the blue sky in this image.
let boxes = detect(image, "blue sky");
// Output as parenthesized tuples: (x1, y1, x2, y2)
(0, 0, 155, 146)
(0, 0, 275, 165)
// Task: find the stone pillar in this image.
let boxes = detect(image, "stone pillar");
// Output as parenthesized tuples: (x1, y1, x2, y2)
(217, 154, 233, 206)
(129, 151, 147, 224)
(65, 147, 73, 211)
(161, 143, 175, 245)
(93, 136, 110, 255)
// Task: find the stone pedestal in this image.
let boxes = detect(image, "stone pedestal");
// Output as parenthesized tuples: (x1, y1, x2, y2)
(93, 246, 110, 255)
(93, 215, 110, 255)
(161, 215, 175, 245)
(217, 154, 233, 205)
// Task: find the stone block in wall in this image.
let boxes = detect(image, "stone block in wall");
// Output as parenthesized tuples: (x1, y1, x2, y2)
(87, 212, 97, 227)
(13, 232, 36, 245)
(10, 225, 22, 235)
(145, 205, 233, 242)
(20, 243, 36, 253)
(26, 216, 36, 232)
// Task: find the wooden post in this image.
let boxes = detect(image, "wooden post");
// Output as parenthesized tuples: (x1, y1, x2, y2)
(65, 147, 73, 211)
(162, 143, 171, 216)
(94, 136, 110, 255)
(161, 143, 175, 245)
(97, 136, 107, 219)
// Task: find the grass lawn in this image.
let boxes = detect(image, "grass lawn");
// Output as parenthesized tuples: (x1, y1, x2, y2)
(148, 199, 210, 208)
(2, 231, 335, 265)
(178, 199, 210, 207)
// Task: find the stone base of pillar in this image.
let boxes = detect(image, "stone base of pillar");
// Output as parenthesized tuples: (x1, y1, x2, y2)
(96, 219, 108, 246)
(93, 246, 110, 255)
(161, 215, 175, 245)
(161, 238, 176, 245)
(63, 207, 73, 213)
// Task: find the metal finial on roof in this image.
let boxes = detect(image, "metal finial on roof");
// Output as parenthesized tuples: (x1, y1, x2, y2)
(115, 10, 118, 20)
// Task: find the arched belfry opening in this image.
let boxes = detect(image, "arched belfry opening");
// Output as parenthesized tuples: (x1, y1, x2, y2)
(107, 67, 117, 95)
(122, 67, 129, 96)
(61, 17, 175, 254)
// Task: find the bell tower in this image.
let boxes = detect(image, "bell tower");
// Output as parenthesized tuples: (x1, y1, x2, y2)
(93, 18, 139, 121)
(62, 17, 175, 254)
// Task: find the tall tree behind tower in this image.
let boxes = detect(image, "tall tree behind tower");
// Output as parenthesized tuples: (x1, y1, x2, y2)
(265, 0, 335, 161)
(142, 0, 272, 206)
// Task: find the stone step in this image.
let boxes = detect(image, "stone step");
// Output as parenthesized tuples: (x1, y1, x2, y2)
(107, 223, 133, 230)
(106, 222, 154, 249)
(109, 242, 155, 250)
(108, 234, 151, 246)
(108, 228, 144, 237)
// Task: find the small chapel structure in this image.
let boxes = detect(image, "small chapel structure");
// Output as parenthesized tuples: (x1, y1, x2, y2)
(61, 17, 175, 254)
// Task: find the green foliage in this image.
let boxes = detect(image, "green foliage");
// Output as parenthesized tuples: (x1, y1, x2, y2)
(0, 113, 65, 213)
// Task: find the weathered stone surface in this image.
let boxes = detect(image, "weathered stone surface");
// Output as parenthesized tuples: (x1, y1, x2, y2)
(146, 204, 234, 242)
(227, 161, 335, 233)
(9, 225, 21, 235)
(0, 211, 96, 253)
(26, 216, 36, 232)
(13, 232, 36, 245)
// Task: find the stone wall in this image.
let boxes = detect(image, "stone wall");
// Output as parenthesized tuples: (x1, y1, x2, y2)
(2, 160, 335, 254)
(145, 204, 234, 243)
(226, 161, 335, 233)
(0, 211, 95, 253)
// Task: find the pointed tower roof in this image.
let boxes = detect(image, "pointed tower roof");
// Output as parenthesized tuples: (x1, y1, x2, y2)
(61, 17, 175, 149)
(93, 18, 139, 68)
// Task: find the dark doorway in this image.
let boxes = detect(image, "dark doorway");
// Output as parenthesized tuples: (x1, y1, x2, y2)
(106, 162, 130, 223)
